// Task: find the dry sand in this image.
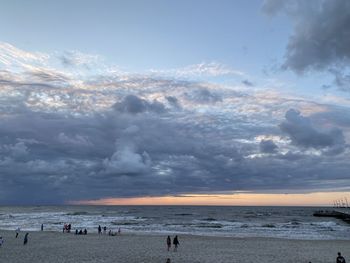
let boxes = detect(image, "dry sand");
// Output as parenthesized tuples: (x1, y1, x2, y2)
(0, 230, 349, 263)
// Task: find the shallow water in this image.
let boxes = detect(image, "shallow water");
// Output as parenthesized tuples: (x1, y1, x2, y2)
(0, 206, 349, 240)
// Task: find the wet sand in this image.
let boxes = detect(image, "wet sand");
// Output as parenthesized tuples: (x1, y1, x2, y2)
(0, 230, 349, 263)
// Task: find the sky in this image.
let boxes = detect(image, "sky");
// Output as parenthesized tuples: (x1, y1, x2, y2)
(0, 0, 350, 205)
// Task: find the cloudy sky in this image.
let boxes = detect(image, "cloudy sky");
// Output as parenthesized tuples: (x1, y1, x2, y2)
(0, 0, 350, 205)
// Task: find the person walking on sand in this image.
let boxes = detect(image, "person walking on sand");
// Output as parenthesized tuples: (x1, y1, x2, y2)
(337, 252, 346, 263)
(23, 233, 29, 245)
(15, 227, 20, 238)
(173, 235, 179, 252)
(98, 225, 102, 234)
(41, 224, 44, 231)
(166, 236, 171, 251)
(0, 236, 4, 248)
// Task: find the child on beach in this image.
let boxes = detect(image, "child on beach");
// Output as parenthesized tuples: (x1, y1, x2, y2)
(15, 227, 20, 238)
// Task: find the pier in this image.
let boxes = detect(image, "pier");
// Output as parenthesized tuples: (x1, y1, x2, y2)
(313, 209, 350, 224)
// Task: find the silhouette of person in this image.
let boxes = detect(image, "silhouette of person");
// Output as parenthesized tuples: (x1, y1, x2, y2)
(41, 224, 44, 231)
(173, 235, 179, 252)
(166, 258, 171, 263)
(15, 227, 20, 238)
(23, 233, 29, 245)
(166, 236, 171, 251)
(0, 236, 3, 247)
(98, 225, 102, 234)
(337, 252, 346, 263)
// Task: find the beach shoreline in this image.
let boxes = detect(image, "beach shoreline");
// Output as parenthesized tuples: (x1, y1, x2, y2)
(0, 230, 349, 263)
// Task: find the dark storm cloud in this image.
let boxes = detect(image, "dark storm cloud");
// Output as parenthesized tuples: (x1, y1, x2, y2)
(259, 140, 278, 153)
(166, 96, 181, 108)
(113, 95, 166, 114)
(280, 109, 345, 153)
(311, 106, 350, 127)
(1, 99, 349, 205)
(263, 0, 350, 90)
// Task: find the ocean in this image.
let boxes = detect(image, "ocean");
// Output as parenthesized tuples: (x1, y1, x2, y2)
(0, 206, 349, 240)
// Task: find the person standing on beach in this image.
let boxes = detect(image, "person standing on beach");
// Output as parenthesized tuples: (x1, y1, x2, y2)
(337, 252, 346, 263)
(103, 226, 107, 234)
(166, 236, 171, 251)
(173, 235, 179, 252)
(23, 233, 29, 245)
(0, 236, 4, 248)
(41, 224, 44, 231)
(98, 225, 102, 234)
(15, 227, 20, 238)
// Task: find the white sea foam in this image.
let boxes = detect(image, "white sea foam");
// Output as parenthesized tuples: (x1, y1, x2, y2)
(0, 206, 349, 240)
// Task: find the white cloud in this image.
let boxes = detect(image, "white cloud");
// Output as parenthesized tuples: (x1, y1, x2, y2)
(103, 145, 152, 175)
(149, 62, 245, 79)
(1, 41, 350, 203)
(58, 133, 91, 146)
(0, 42, 49, 70)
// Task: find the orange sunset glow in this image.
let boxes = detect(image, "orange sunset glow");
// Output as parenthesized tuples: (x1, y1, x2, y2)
(71, 192, 350, 206)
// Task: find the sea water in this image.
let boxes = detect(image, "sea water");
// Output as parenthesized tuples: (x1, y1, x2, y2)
(0, 206, 349, 240)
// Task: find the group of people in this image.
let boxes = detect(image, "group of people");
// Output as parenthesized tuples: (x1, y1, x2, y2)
(75, 229, 88, 235)
(166, 235, 180, 252)
(63, 224, 121, 236)
(98, 225, 105, 234)
(63, 223, 72, 233)
(98, 225, 121, 235)
(108, 228, 121, 236)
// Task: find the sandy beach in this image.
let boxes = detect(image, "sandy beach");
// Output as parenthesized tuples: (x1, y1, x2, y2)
(0, 230, 348, 263)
